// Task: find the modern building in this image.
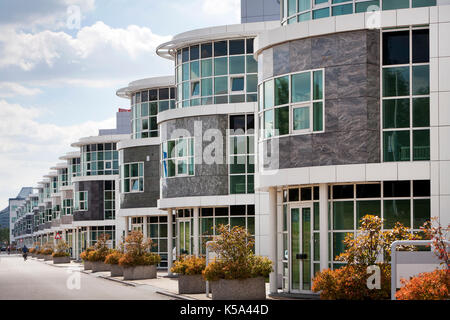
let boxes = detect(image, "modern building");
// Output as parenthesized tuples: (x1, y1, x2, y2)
(254, 0, 450, 294)
(8, 187, 33, 244)
(0, 207, 9, 229)
(7, 0, 450, 297)
(241, 0, 281, 23)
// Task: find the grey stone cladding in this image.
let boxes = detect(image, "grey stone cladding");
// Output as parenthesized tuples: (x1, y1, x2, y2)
(73, 180, 105, 221)
(159, 114, 229, 198)
(120, 145, 160, 209)
(262, 29, 381, 169)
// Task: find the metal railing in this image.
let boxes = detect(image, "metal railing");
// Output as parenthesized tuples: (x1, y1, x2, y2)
(390, 239, 449, 300)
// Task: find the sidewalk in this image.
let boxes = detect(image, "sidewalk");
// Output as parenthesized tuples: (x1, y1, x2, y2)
(34, 257, 278, 300)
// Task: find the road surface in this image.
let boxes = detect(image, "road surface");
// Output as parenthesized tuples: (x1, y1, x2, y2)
(0, 254, 174, 300)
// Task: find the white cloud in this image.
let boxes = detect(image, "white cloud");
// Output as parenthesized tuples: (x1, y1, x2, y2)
(0, 99, 115, 208)
(0, 21, 172, 71)
(0, 82, 42, 97)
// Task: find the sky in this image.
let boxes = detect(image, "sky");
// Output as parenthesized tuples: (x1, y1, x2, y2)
(0, 0, 241, 209)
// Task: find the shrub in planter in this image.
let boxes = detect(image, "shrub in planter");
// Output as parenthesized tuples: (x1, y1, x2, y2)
(172, 255, 206, 294)
(396, 269, 450, 300)
(80, 247, 95, 270)
(105, 250, 124, 277)
(118, 231, 161, 280)
(52, 240, 71, 264)
(88, 234, 112, 272)
(203, 225, 272, 300)
(312, 215, 420, 300)
(41, 244, 54, 261)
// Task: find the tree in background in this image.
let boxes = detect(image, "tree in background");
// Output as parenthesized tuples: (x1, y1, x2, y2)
(0, 228, 9, 245)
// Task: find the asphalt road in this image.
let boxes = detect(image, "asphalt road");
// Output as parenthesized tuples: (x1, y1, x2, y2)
(0, 254, 174, 300)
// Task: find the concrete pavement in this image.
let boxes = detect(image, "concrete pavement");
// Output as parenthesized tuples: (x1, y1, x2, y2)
(0, 254, 175, 300)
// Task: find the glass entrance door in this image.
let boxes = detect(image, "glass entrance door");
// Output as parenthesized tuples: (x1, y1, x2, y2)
(178, 219, 191, 256)
(290, 205, 312, 292)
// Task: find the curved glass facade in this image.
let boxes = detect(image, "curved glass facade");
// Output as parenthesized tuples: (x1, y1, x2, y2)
(280, 0, 437, 25)
(175, 38, 258, 108)
(68, 157, 81, 184)
(80, 143, 119, 176)
(130, 87, 176, 139)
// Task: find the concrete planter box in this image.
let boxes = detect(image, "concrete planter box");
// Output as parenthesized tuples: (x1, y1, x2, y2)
(53, 256, 71, 264)
(210, 277, 266, 300)
(37, 254, 44, 259)
(83, 260, 92, 270)
(109, 264, 123, 277)
(43, 255, 53, 261)
(123, 265, 157, 280)
(91, 261, 111, 273)
(178, 274, 206, 294)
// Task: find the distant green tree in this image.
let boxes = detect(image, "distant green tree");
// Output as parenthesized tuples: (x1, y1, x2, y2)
(0, 228, 10, 245)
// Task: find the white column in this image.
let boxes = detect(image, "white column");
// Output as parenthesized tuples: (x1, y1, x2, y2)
(319, 184, 329, 271)
(193, 207, 199, 256)
(143, 216, 148, 239)
(167, 209, 174, 275)
(72, 229, 76, 259)
(86, 226, 91, 248)
(268, 187, 278, 294)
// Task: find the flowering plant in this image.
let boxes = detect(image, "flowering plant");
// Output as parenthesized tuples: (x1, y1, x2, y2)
(171, 255, 206, 275)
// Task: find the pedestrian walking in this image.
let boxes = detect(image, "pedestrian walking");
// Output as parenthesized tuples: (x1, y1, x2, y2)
(7, 245, 10, 255)
(22, 245, 28, 261)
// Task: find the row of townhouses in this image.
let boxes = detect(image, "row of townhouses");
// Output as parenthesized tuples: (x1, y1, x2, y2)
(9, 0, 450, 294)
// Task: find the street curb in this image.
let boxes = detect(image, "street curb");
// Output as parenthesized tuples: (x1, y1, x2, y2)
(97, 275, 136, 287)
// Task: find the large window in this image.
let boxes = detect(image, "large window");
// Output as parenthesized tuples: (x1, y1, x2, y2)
(229, 114, 255, 194)
(80, 143, 119, 176)
(280, 0, 437, 25)
(198, 205, 255, 255)
(147, 215, 176, 268)
(62, 199, 72, 216)
(121, 162, 144, 193)
(74, 191, 88, 211)
(259, 69, 324, 139)
(104, 181, 115, 220)
(131, 87, 176, 139)
(282, 181, 430, 270)
(59, 168, 68, 187)
(68, 157, 81, 184)
(51, 176, 59, 194)
(175, 38, 257, 108)
(161, 137, 195, 178)
(382, 27, 430, 162)
(89, 226, 115, 248)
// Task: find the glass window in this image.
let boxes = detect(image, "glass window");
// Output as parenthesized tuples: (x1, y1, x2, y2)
(264, 79, 274, 109)
(383, 131, 411, 162)
(332, 4, 353, 16)
(229, 56, 245, 74)
(201, 78, 213, 96)
(413, 129, 430, 160)
(231, 77, 244, 92)
(333, 201, 354, 230)
(275, 106, 289, 136)
(190, 45, 199, 60)
(229, 39, 245, 55)
(299, 0, 311, 11)
(412, 29, 429, 63)
(383, 0, 409, 10)
(291, 72, 310, 103)
(190, 61, 199, 79)
(275, 76, 289, 106)
(246, 75, 257, 93)
(214, 41, 227, 56)
(413, 199, 430, 228)
(412, 65, 429, 95)
(313, 7, 330, 19)
(384, 199, 411, 229)
(201, 59, 212, 77)
(214, 57, 228, 75)
(412, 98, 430, 127)
(214, 77, 228, 95)
(246, 55, 257, 73)
(355, 0, 380, 13)
(293, 106, 310, 131)
(383, 31, 410, 65)
(383, 67, 410, 97)
(356, 200, 381, 226)
(264, 109, 274, 138)
(201, 43, 212, 58)
(313, 102, 323, 131)
(412, 0, 436, 7)
(383, 99, 410, 129)
(384, 181, 411, 197)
